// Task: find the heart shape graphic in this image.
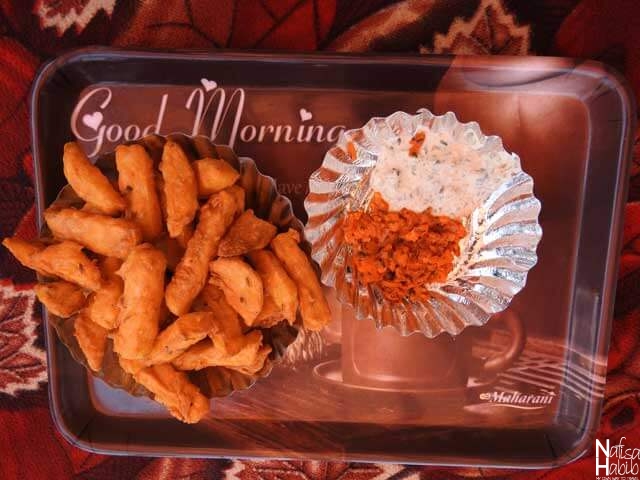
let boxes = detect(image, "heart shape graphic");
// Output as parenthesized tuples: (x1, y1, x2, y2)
(299, 108, 313, 122)
(82, 111, 103, 131)
(200, 78, 218, 92)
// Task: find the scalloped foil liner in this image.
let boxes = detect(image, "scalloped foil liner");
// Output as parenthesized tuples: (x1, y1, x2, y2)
(42, 133, 306, 399)
(305, 110, 542, 338)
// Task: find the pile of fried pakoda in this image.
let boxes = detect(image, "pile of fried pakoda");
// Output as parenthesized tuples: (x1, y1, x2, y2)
(2, 140, 331, 423)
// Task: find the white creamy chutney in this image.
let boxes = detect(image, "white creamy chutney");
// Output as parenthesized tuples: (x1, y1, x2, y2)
(369, 127, 521, 218)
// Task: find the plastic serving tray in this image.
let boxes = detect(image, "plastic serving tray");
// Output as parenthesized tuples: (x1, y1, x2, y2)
(31, 48, 635, 468)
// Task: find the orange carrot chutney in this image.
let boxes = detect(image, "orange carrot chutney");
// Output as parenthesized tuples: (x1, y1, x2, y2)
(343, 192, 466, 302)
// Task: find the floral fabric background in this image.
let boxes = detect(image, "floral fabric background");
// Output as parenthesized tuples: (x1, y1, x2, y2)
(1, 0, 640, 478)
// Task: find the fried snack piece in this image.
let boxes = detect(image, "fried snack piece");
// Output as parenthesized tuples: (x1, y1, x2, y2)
(230, 345, 272, 375)
(160, 141, 199, 238)
(34, 241, 102, 291)
(2, 237, 47, 275)
(253, 295, 284, 328)
(127, 362, 210, 423)
(85, 257, 123, 330)
(118, 357, 145, 375)
(44, 208, 142, 259)
(209, 257, 263, 326)
(101, 256, 122, 275)
(193, 158, 240, 197)
(165, 190, 237, 316)
(176, 223, 194, 249)
(35, 281, 86, 318)
(173, 330, 266, 371)
(270, 230, 331, 331)
(146, 312, 215, 365)
(217, 210, 277, 257)
(247, 250, 298, 326)
(80, 203, 107, 214)
(226, 185, 245, 213)
(115, 144, 163, 241)
(199, 284, 245, 355)
(62, 142, 125, 215)
(74, 310, 109, 371)
(113, 244, 166, 359)
(3, 237, 102, 290)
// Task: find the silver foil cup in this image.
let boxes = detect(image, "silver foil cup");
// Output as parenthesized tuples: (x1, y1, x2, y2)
(304, 110, 542, 338)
